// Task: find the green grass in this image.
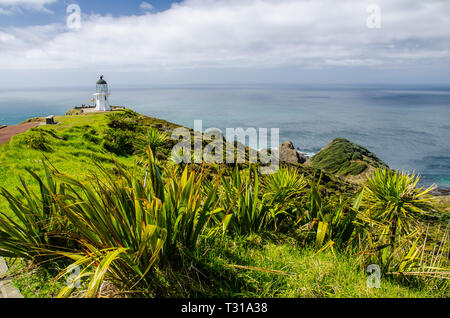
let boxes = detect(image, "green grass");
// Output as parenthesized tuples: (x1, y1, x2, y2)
(201, 235, 444, 298)
(8, 234, 446, 298)
(0, 111, 180, 214)
(0, 113, 128, 212)
(5, 258, 68, 298)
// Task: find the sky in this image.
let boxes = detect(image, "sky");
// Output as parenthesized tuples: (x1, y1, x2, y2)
(0, 0, 449, 88)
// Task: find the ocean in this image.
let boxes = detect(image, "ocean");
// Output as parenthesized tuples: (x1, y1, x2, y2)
(0, 84, 449, 189)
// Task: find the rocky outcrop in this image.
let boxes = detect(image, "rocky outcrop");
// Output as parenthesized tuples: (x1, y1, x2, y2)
(279, 141, 308, 164)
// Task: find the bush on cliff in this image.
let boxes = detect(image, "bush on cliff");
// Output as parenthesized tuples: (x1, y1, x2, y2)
(102, 110, 142, 156)
(311, 138, 388, 176)
(102, 129, 136, 156)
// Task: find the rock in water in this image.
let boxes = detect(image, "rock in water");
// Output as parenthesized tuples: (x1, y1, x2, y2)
(279, 141, 308, 164)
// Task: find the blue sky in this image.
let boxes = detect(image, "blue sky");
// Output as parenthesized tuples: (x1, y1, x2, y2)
(0, 0, 449, 87)
(0, 1, 182, 27)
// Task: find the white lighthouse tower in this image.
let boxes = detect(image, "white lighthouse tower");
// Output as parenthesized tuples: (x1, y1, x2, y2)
(93, 75, 111, 111)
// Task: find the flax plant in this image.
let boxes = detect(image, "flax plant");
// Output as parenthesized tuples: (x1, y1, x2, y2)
(53, 150, 167, 296)
(261, 167, 307, 224)
(304, 177, 363, 252)
(361, 168, 435, 246)
(0, 162, 72, 260)
(218, 165, 277, 235)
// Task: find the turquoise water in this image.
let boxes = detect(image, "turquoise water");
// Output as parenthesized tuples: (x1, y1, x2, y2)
(0, 84, 449, 188)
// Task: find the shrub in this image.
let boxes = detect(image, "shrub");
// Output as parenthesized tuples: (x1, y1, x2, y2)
(356, 169, 437, 273)
(361, 168, 435, 244)
(339, 162, 368, 176)
(106, 111, 139, 131)
(301, 175, 363, 252)
(351, 151, 362, 161)
(102, 129, 136, 156)
(163, 164, 222, 258)
(218, 165, 277, 235)
(54, 148, 225, 296)
(0, 163, 73, 260)
(261, 167, 307, 225)
(134, 127, 169, 158)
(24, 131, 52, 152)
(102, 110, 142, 155)
(0, 147, 226, 297)
(83, 128, 100, 144)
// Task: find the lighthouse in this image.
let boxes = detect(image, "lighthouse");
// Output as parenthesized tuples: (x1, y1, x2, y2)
(93, 75, 111, 111)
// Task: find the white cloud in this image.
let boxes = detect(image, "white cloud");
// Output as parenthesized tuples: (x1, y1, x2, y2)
(0, 0, 56, 5)
(0, 0, 57, 14)
(0, 7, 13, 14)
(0, 0, 449, 73)
(140, 2, 154, 12)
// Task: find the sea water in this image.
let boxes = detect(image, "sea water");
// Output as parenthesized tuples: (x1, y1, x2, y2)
(0, 84, 449, 188)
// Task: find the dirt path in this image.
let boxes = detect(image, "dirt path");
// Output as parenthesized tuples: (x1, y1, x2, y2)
(0, 257, 22, 298)
(0, 122, 40, 147)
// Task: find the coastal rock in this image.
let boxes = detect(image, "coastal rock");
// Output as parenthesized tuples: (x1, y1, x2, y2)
(279, 141, 308, 164)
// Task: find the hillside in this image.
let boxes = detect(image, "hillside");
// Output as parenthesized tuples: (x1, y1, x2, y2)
(311, 138, 388, 182)
(0, 109, 355, 210)
(0, 109, 448, 299)
(0, 110, 182, 210)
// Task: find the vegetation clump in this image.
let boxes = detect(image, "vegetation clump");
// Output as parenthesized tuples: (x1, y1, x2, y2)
(102, 110, 141, 156)
(23, 130, 52, 152)
(311, 138, 388, 177)
(0, 151, 447, 297)
(134, 127, 170, 160)
(83, 127, 101, 144)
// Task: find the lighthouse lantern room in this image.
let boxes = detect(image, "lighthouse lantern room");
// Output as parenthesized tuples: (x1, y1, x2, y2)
(93, 75, 111, 111)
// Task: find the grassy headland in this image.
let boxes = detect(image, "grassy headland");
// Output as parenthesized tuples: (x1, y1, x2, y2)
(0, 109, 448, 298)
(310, 138, 388, 183)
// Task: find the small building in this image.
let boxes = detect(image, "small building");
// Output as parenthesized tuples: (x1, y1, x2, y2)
(46, 115, 55, 125)
(93, 75, 111, 111)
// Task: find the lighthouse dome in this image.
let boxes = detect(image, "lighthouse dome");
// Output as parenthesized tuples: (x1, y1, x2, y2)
(96, 75, 107, 85)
